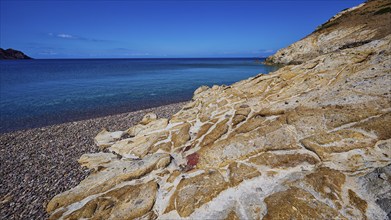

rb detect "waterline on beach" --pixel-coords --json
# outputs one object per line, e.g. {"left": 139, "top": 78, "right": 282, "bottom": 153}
{"left": 0, "top": 58, "right": 279, "bottom": 132}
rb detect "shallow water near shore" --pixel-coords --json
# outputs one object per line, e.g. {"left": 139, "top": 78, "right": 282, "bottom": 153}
{"left": 0, "top": 58, "right": 278, "bottom": 132}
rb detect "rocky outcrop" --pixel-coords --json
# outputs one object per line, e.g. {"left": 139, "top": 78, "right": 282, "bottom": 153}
{"left": 47, "top": 1, "right": 391, "bottom": 219}
{"left": 0, "top": 48, "right": 32, "bottom": 60}
{"left": 265, "top": 0, "right": 391, "bottom": 65}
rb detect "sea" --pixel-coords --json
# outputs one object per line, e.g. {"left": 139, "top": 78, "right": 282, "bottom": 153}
{"left": 0, "top": 58, "right": 279, "bottom": 133}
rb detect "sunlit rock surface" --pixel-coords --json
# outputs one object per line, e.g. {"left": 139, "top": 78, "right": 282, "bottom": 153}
{"left": 265, "top": 0, "right": 391, "bottom": 65}
{"left": 48, "top": 1, "right": 391, "bottom": 219}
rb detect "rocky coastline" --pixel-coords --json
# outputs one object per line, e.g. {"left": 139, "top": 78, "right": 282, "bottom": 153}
{"left": 0, "top": 102, "right": 186, "bottom": 219}
{"left": 45, "top": 0, "right": 391, "bottom": 219}
{"left": 265, "top": 0, "right": 391, "bottom": 65}
{"left": 0, "top": 0, "right": 390, "bottom": 219}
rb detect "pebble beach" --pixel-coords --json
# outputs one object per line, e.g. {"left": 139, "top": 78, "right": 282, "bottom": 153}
{"left": 0, "top": 101, "right": 186, "bottom": 219}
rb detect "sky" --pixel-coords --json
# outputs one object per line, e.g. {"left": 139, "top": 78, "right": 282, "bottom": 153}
{"left": 0, "top": 0, "right": 364, "bottom": 59}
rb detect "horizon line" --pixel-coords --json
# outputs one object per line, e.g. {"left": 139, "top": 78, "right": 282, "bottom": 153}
{"left": 14, "top": 56, "right": 268, "bottom": 60}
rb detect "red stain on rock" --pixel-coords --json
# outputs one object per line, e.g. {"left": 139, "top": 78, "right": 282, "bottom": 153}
{"left": 186, "top": 153, "right": 199, "bottom": 167}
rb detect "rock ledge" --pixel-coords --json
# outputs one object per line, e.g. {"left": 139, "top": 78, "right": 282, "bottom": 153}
{"left": 47, "top": 1, "right": 391, "bottom": 219}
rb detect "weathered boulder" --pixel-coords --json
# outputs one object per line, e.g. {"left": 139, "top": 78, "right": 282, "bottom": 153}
{"left": 140, "top": 112, "right": 158, "bottom": 125}
{"left": 94, "top": 129, "right": 124, "bottom": 149}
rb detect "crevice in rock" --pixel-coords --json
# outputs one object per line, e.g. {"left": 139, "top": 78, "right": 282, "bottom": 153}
{"left": 339, "top": 40, "right": 372, "bottom": 50}
{"left": 298, "top": 142, "right": 322, "bottom": 162}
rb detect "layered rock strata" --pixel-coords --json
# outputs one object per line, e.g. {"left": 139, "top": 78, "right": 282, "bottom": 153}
{"left": 47, "top": 1, "right": 391, "bottom": 219}
{"left": 265, "top": 0, "right": 391, "bottom": 65}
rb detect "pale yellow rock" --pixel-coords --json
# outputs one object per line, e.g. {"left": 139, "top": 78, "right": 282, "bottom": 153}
{"left": 171, "top": 122, "right": 191, "bottom": 149}
{"left": 323, "top": 139, "right": 391, "bottom": 173}
{"left": 47, "top": 153, "right": 170, "bottom": 213}
{"left": 151, "top": 141, "right": 172, "bottom": 153}
{"left": 48, "top": 1, "right": 391, "bottom": 219}
{"left": 248, "top": 152, "right": 319, "bottom": 168}
{"left": 200, "top": 118, "right": 229, "bottom": 147}
{"left": 127, "top": 118, "right": 168, "bottom": 137}
{"left": 140, "top": 112, "right": 157, "bottom": 125}
{"left": 170, "top": 107, "right": 199, "bottom": 123}
{"left": 78, "top": 152, "right": 118, "bottom": 171}
{"left": 194, "top": 85, "right": 209, "bottom": 95}
{"left": 94, "top": 129, "right": 124, "bottom": 149}
{"left": 110, "top": 131, "right": 168, "bottom": 158}
{"left": 51, "top": 181, "right": 158, "bottom": 220}
{"left": 225, "top": 211, "right": 241, "bottom": 220}
{"left": 263, "top": 187, "right": 345, "bottom": 220}
{"left": 301, "top": 129, "right": 377, "bottom": 159}
{"left": 165, "top": 169, "right": 228, "bottom": 217}
{"left": 265, "top": 0, "right": 391, "bottom": 65}
{"left": 302, "top": 167, "right": 346, "bottom": 206}
{"left": 195, "top": 121, "right": 215, "bottom": 139}
{"left": 348, "top": 189, "right": 368, "bottom": 217}
{"left": 228, "top": 162, "right": 261, "bottom": 186}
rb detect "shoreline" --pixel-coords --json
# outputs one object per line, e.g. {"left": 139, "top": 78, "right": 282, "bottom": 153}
{"left": 0, "top": 100, "right": 191, "bottom": 134}
{"left": 0, "top": 101, "right": 187, "bottom": 219}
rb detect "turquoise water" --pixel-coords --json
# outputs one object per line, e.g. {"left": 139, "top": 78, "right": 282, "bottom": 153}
{"left": 0, "top": 58, "right": 278, "bottom": 132}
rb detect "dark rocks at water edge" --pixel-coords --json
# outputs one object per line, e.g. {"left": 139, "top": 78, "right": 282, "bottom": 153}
{"left": 0, "top": 48, "right": 32, "bottom": 60}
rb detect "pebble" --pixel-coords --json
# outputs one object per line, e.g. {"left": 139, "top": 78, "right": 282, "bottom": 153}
{"left": 0, "top": 101, "right": 186, "bottom": 220}
{"left": 379, "top": 173, "right": 387, "bottom": 180}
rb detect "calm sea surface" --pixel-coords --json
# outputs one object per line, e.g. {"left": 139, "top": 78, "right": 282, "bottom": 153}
{"left": 0, "top": 58, "right": 279, "bottom": 132}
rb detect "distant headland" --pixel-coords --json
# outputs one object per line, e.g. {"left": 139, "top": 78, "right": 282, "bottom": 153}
{"left": 0, "top": 48, "right": 32, "bottom": 60}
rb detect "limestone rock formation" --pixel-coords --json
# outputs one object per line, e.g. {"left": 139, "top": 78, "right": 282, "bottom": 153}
{"left": 265, "top": 0, "right": 391, "bottom": 65}
{"left": 47, "top": 1, "right": 391, "bottom": 219}
{"left": 0, "top": 48, "right": 32, "bottom": 60}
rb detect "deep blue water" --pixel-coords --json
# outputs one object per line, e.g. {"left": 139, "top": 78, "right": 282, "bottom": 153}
{"left": 0, "top": 58, "right": 278, "bottom": 132}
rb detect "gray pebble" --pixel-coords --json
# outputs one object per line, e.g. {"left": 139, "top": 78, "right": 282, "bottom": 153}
{"left": 0, "top": 101, "right": 186, "bottom": 219}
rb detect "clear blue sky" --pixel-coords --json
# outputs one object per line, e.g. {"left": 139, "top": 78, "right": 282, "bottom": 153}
{"left": 0, "top": 0, "right": 364, "bottom": 58}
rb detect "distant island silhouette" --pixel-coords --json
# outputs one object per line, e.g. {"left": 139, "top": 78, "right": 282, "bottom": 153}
{"left": 0, "top": 48, "right": 32, "bottom": 59}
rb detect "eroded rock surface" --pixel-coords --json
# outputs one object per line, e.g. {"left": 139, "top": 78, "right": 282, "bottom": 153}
{"left": 265, "top": 0, "right": 391, "bottom": 65}
{"left": 48, "top": 1, "right": 391, "bottom": 219}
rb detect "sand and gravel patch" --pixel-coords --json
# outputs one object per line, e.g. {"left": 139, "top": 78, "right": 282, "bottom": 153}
{"left": 0, "top": 101, "right": 186, "bottom": 219}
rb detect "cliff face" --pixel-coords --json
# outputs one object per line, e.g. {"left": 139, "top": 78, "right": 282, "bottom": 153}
{"left": 0, "top": 48, "right": 32, "bottom": 60}
{"left": 47, "top": 1, "right": 391, "bottom": 219}
{"left": 265, "top": 0, "right": 391, "bottom": 65}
